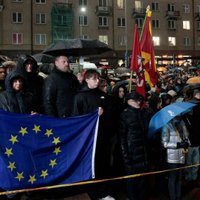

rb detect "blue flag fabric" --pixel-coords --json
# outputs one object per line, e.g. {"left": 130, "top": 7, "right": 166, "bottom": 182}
{"left": 0, "top": 110, "right": 99, "bottom": 190}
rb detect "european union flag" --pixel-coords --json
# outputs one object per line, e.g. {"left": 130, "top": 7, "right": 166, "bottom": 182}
{"left": 0, "top": 110, "right": 99, "bottom": 191}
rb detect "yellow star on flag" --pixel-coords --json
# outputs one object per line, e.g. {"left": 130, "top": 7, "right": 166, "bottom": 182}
{"left": 7, "top": 162, "right": 16, "bottom": 171}
{"left": 19, "top": 127, "right": 28, "bottom": 136}
{"left": 5, "top": 148, "right": 13, "bottom": 157}
{"left": 52, "top": 137, "right": 61, "bottom": 145}
{"left": 9, "top": 135, "right": 18, "bottom": 144}
{"left": 49, "top": 159, "right": 57, "bottom": 168}
{"left": 28, "top": 175, "right": 37, "bottom": 184}
{"left": 40, "top": 170, "right": 48, "bottom": 179}
{"left": 54, "top": 147, "right": 61, "bottom": 155}
{"left": 32, "top": 125, "right": 41, "bottom": 133}
{"left": 15, "top": 172, "right": 24, "bottom": 182}
{"left": 45, "top": 129, "right": 53, "bottom": 137}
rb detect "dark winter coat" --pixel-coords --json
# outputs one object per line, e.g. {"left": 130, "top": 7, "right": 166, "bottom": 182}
{"left": 0, "top": 70, "right": 29, "bottom": 114}
{"left": 43, "top": 67, "right": 79, "bottom": 118}
{"left": 72, "top": 85, "right": 105, "bottom": 116}
{"left": 16, "top": 54, "right": 44, "bottom": 113}
{"left": 119, "top": 105, "right": 148, "bottom": 174}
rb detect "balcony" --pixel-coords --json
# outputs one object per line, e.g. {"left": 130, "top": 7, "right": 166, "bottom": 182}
{"left": 132, "top": 8, "right": 146, "bottom": 18}
{"left": 96, "top": 6, "right": 112, "bottom": 16}
{"left": 165, "top": 11, "right": 180, "bottom": 19}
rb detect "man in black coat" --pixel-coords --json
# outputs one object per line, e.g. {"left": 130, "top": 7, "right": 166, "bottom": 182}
{"left": 43, "top": 55, "right": 79, "bottom": 118}
{"left": 119, "top": 91, "right": 148, "bottom": 200}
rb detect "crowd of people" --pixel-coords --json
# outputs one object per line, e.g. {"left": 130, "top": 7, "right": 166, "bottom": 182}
{"left": 0, "top": 54, "right": 200, "bottom": 200}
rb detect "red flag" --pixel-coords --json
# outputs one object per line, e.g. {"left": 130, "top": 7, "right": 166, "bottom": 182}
{"left": 140, "top": 9, "right": 158, "bottom": 87}
{"left": 130, "top": 24, "right": 145, "bottom": 98}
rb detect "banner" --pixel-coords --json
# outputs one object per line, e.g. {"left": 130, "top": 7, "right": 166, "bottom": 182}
{"left": 130, "top": 23, "right": 145, "bottom": 98}
{"left": 140, "top": 8, "right": 158, "bottom": 87}
{"left": 0, "top": 110, "right": 99, "bottom": 190}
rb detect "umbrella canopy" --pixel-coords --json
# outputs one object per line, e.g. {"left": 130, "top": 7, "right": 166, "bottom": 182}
{"left": 42, "top": 39, "right": 112, "bottom": 57}
{"left": 186, "top": 76, "right": 200, "bottom": 84}
{"left": 148, "top": 102, "right": 197, "bottom": 137}
{"left": 32, "top": 53, "right": 55, "bottom": 63}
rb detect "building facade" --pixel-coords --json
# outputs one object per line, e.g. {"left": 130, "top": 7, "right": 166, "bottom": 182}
{"left": 0, "top": 0, "right": 200, "bottom": 66}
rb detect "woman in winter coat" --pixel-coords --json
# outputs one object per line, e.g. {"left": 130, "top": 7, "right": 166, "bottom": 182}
{"left": 16, "top": 54, "right": 44, "bottom": 113}
{"left": 0, "top": 70, "right": 30, "bottom": 114}
{"left": 161, "top": 116, "right": 190, "bottom": 200}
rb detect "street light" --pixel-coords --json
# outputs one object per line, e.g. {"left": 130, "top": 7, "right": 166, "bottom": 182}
{"left": 80, "top": 7, "right": 86, "bottom": 38}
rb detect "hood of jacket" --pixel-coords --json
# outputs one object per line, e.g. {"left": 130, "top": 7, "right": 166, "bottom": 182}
{"left": 16, "top": 54, "right": 38, "bottom": 76}
{"left": 5, "top": 70, "right": 25, "bottom": 92}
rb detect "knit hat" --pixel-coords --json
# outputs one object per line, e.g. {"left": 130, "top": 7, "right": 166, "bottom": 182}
{"left": 126, "top": 91, "right": 144, "bottom": 103}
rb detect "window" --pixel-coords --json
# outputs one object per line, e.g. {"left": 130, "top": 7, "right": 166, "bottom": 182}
{"left": 118, "top": 35, "right": 126, "bottom": 46}
{"left": 183, "top": 4, "right": 190, "bottom": 13}
{"left": 168, "top": 20, "right": 176, "bottom": 29}
{"left": 152, "top": 2, "right": 159, "bottom": 11}
{"left": 197, "top": 5, "right": 200, "bottom": 13}
{"left": 99, "top": 35, "right": 108, "bottom": 45}
{"left": 135, "top": 1, "right": 142, "bottom": 10}
{"left": 57, "top": 15, "right": 68, "bottom": 25}
{"left": 81, "top": 35, "right": 89, "bottom": 39}
{"left": 35, "top": 0, "right": 46, "bottom": 4}
{"left": 12, "top": 0, "right": 23, "bottom": 2}
{"left": 183, "top": 21, "right": 190, "bottom": 30}
{"left": 99, "top": 0, "right": 108, "bottom": 6}
{"left": 197, "top": 37, "right": 200, "bottom": 46}
{"left": 12, "top": 33, "right": 23, "bottom": 44}
{"left": 153, "top": 36, "right": 160, "bottom": 46}
{"left": 79, "top": 15, "right": 88, "bottom": 26}
{"left": 135, "top": 18, "right": 143, "bottom": 28}
{"left": 152, "top": 19, "right": 160, "bottom": 29}
{"left": 12, "top": 12, "right": 23, "bottom": 23}
{"left": 99, "top": 16, "right": 108, "bottom": 27}
{"left": 168, "top": 3, "right": 175, "bottom": 11}
{"left": 35, "top": 34, "right": 46, "bottom": 45}
{"left": 168, "top": 37, "right": 176, "bottom": 46}
{"left": 183, "top": 37, "right": 191, "bottom": 46}
{"left": 197, "top": 21, "right": 200, "bottom": 30}
{"left": 117, "top": 17, "right": 125, "bottom": 27}
{"left": 36, "top": 13, "right": 46, "bottom": 24}
{"left": 117, "top": 0, "right": 125, "bottom": 9}
{"left": 79, "top": 0, "right": 87, "bottom": 6}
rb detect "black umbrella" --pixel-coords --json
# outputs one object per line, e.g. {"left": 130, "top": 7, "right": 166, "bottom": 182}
{"left": 42, "top": 39, "right": 112, "bottom": 57}
{"left": 32, "top": 53, "right": 55, "bottom": 63}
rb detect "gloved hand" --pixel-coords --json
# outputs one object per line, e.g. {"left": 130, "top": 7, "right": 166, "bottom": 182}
{"left": 177, "top": 141, "right": 189, "bottom": 149}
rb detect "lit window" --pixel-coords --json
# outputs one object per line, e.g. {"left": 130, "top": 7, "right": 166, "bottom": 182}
{"left": 117, "top": 0, "right": 125, "bottom": 9}
{"left": 135, "top": 1, "right": 142, "bottom": 11}
{"left": 12, "top": 33, "right": 23, "bottom": 44}
{"left": 183, "top": 21, "right": 190, "bottom": 30}
{"left": 35, "top": 34, "right": 46, "bottom": 45}
{"left": 99, "top": 35, "right": 108, "bottom": 45}
{"left": 153, "top": 36, "right": 160, "bottom": 46}
{"left": 168, "top": 37, "right": 176, "bottom": 46}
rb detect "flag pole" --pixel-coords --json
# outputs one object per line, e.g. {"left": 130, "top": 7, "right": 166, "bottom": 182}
{"left": 139, "top": 5, "right": 150, "bottom": 41}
